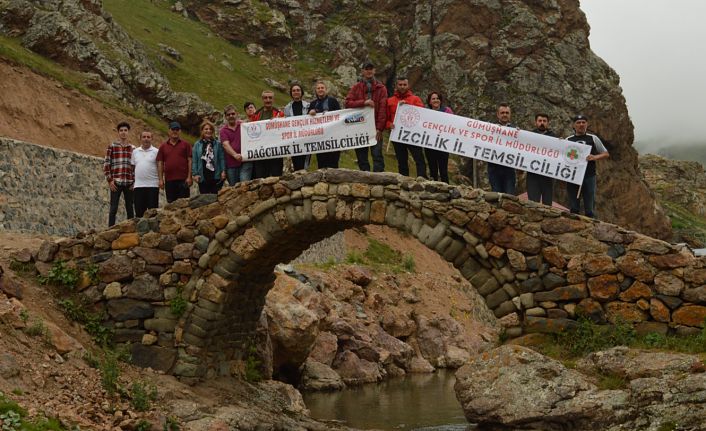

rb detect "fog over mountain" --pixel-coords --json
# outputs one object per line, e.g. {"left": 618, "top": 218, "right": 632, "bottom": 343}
{"left": 582, "top": 0, "right": 706, "bottom": 155}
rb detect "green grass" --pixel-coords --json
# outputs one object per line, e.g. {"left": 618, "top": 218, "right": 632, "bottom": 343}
{"left": 103, "top": 0, "right": 288, "bottom": 111}
{"left": 596, "top": 372, "right": 628, "bottom": 390}
{"left": 0, "top": 392, "right": 65, "bottom": 430}
{"left": 528, "top": 317, "right": 706, "bottom": 364}
{"left": 341, "top": 238, "right": 416, "bottom": 273}
{"left": 0, "top": 35, "right": 87, "bottom": 92}
{"left": 661, "top": 201, "right": 706, "bottom": 243}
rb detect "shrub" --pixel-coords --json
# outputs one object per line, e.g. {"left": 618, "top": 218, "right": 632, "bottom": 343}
{"left": 8, "top": 260, "right": 34, "bottom": 274}
{"left": 597, "top": 372, "right": 628, "bottom": 390}
{"left": 163, "top": 417, "right": 181, "bottom": 431}
{"left": 244, "top": 345, "right": 262, "bottom": 383}
{"left": 58, "top": 299, "right": 113, "bottom": 347}
{"left": 135, "top": 420, "right": 152, "bottom": 431}
{"left": 402, "top": 254, "right": 416, "bottom": 272}
{"left": 38, "top": 261, "right": 79, "bottom": 289}
{"left": 100, "top": 352, "right": 120, "bottom": 396}
{"left": 169, "top": 287, "right": 188, "bottom": 317}
{"left": 86, "top": 263, "right": 100, "bottom": 284}
{"left": 129, "top": 382, "right": 157, "bottom": 412}
{"left": 345, "top": 251, "right": 365, "bottom": 264}
{"left": 0, "top": 410, "right": 21, "bottom": 431}
{"left": 556, "top": 317, "right": 636, "bottom": 357}
{"left": 25, "top": 319, "right": 47, "bottom": 338}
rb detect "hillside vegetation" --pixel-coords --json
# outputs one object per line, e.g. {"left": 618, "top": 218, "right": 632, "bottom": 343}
{"left": 103, "top": 0, "right": 288, "bottom": 109}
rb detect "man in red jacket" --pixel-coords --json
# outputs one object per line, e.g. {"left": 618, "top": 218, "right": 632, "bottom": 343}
{"left": 345, "top": 61, "right": 388, "bottom": 172}
{"left": 387, "top": 77, "right": 426, "bottom": 177}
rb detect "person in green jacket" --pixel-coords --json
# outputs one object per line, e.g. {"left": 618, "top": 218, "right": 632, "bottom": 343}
{"left": 191, "top": 119, "right": 226, "bottom": 194}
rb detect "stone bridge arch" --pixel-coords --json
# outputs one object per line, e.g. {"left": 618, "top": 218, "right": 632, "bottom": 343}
{"left": 36, "top": 170, "right": 706, "bottom": 378}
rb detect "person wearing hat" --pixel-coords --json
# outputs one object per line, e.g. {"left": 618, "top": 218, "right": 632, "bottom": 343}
{"left": 157, "top": 121, "right": 192, "bottom": 203}
{"left": 345, "top": 61, "right": 388, "bottom": 172}
{"left": 566, "top": 114, "right": 609, "bottom": 218}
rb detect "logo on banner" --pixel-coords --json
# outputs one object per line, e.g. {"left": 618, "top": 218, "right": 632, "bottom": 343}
{"left": 245, "top": 123, "right": 262, "bottom": 139}
{"left": 563, "top": 144, "right": 583, "bottom": 165}
{"left": 344, "top": 113, "right": 365, "bottom": 124}
{"left": 398, "top": 106, "right": 421, "bottom": 128}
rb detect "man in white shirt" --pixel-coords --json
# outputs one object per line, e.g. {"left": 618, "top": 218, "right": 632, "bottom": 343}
{"left": 131, "top": 130, "right": 160, "bottom": 217}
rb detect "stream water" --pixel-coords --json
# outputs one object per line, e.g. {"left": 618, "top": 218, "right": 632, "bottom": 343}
{"left": 303, "top": 369, "right": 473, "bottom": 430}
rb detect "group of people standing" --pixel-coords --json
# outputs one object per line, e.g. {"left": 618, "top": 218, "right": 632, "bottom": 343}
{"left": 103, "top": 61, "right": 609, "bottom": 227}
{"left": 486, "top": 104, "right": 609, "bottom": 218}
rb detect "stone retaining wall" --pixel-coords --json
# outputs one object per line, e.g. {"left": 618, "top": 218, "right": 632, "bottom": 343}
{"left": 0, "top": 138, "right": 109, "bottom": 235}
{"left": 33, "top": 170, "right": 706, "bottom": 379}
{"left": 0, "top": 138, "right": 183, "bottom": 236}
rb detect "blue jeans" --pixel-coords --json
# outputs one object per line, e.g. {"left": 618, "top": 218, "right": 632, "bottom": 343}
{"left": 566, "top": 175, "right": 597, "bottom": 218}
{"left": 487, "top": 164, "right": 516, "bottom": 194}
{"left": 355, "top": 140, "right": 384, "bottom": 172}
{"left": 227, "top": 163, "right": 253, "bottom": 185}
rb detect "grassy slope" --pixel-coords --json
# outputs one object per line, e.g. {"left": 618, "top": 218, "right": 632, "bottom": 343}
{"left": 103, "top": 0, "right": 286, "bottom": 111}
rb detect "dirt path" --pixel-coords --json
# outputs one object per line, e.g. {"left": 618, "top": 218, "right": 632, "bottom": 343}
{"left": 0, "top": 59, "right": 165, "bottom": 156}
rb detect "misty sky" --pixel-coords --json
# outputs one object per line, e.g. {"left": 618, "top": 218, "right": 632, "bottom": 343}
{"left": 580, "top": 1, "right": 706, "bottom": 149}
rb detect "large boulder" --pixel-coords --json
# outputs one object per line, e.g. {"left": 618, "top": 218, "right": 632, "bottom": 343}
{"left": 265, "top": 275, "right": 321, "bottom": 377}
{"left": 411, "top": 314, "right": 480, "bottom": 368}
{"left": 454, "top": 345, "right": 628, "bottom": 430}
{"left": 455, "top": 345, "right": 706, "bottom": 430}
{"left": 299, "top": 359, "right": 345, "bottom": 391}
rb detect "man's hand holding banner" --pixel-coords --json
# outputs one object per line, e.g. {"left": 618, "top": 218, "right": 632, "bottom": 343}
{"left": 241, "top": 108, "right": 377, "bottom": 161}
{"left": 391, "top": 104, "right": 592, "bottom": 185}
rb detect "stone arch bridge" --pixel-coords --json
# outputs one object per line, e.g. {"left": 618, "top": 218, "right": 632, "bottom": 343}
{"left": 36, "top": 170, "right": 706, "bottom": 378}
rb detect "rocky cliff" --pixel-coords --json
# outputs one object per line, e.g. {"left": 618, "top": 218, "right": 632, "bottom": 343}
{"left": 0, "top": 0, "right": 215, "bottom": 131}
{"left": 640, "top": 154, "right": 706, "bottom": 246}
{"left": 184, "top": 0, "right": 671, "bottom": 238}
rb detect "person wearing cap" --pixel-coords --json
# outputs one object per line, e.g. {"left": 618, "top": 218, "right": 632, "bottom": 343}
{"left": 103, "top": 121, "right": 135, "bottom": 226}
{"left": 284, "top": 83, "right": 311, "bottom": 171}
{"left": 157, "top": 121, "right": 192, "bottom": 203}
{"left": 387, "top": 76, "right": 426, "bottom": 178}
{"left": 345, "top": 61, "right": 388, "bottom": 172}
{"left": 526, "top": 113, "right": 556, "bottom": 205}
{"left": 487, "top": 103, "right": 516, "bottom": 194}
{"left": 566, "top": 114, "right": 609, "bottom": 218}
{"left": 251, "top": 90, "right": 285, "bottom": 178}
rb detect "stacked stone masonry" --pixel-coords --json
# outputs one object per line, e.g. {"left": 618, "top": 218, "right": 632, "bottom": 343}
{"left": 0, "top": 138, "right": 109, "bottom": 235}
{"left": 0, "top": 138, "right": 177, "bottom": 235}
{"left": 34, "top": 169, "right": 706, "bottom": 379}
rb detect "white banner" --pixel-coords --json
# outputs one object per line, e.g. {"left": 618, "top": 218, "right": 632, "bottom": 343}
{"left": 241, "top": 108, "right": 377, "bottom": 161}
{"left": 391, "top": 105, "right": 592, "bottom": 185}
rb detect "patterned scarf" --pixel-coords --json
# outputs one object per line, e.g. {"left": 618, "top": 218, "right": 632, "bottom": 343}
{"left": 201, "top": 139, "right": 215, "bottom": 172}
